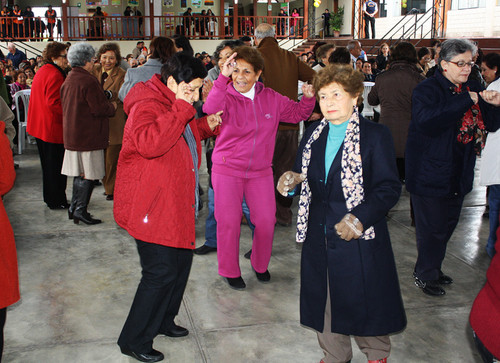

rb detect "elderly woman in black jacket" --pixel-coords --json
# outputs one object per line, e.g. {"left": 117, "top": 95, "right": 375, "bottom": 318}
{"left": 278, "top": 64, "right": 405, "bottom": 363}
{"left": 406, "top": 39, "right": 500, "bottom": 296}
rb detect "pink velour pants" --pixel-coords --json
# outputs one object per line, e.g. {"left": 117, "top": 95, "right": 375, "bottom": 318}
{"left": 212, "top": 172, "right": 276, "bottom": 278}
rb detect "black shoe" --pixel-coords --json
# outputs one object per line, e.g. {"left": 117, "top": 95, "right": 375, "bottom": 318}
{"left": 226, "top": 276, "right": 246, "bottom": 290}
{"left": 255, "top": 269, "right": 271, "bottom": 283}
{"left": 48, "top": 202, "right": 70, "bottom": 210}
{"left": 73, "top": 178, "right": 101, "bottom": 225}
{"left": 244, "top": 249, "right": 252, "bottom": 259}
{"left": 438, "top": 271, "right": 453, "bottom": 285}
{"left": 120, "top": 347, "right": 164, "bottom": 362}
{"left": 106, "top": 194, "right": 114, "bottom": 201}
{"left": 276, "top": 220, "right": 292, "bottom": 227}
{"left": 160, "top": 324, "right": 189, "bottom": 338}
{"left": 414, "top": 276, "right": 445, "bottom": 296}
{"left": 193, "top": 244, "right": 217, "bottom": 255}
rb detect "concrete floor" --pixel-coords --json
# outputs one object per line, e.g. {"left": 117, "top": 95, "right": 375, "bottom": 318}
{"left": 2, "top": 143, "right": 492, "bottom": 363}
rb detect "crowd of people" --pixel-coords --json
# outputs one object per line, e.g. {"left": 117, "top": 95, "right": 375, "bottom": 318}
{"left": 1, "top": 28, "right": 500, "bottom": 363}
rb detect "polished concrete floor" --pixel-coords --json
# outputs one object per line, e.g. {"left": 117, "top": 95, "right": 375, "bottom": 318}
{"left": 2, "top": 143, "right": 493, "bottom": 363}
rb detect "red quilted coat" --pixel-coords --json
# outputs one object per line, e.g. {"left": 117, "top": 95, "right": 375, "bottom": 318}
{"left": 0, "top": 123, "right": 20, "bottom": 309}
{"left": 113, "top": 74, "right": 218, "bottom": 248}
{"left": 26, "top": 63, "right": 65, "bottom": 144}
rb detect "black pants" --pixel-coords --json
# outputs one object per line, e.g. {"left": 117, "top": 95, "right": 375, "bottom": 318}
{"left": 35, "top": 138, "right": 67, "bottom": 208}
{"left": 364, "top": 14, "right": 375, "bottom": 39}
{"left": 1, "top": 307, "right": 6, "bottom": 362}
{"left": 412, "top": 194, "right": 464, "bottom": 281}
{"left": 473, "top": 331, "right": 498, "bottom": 363}
{"left": 273, "top": 129, "right": 298, "bottom": 225}
{"left": 118, "top": 240, "right": 193, "bottom": 353}
{"left": 47, "top": 22, "right": 54, "bottom": 40}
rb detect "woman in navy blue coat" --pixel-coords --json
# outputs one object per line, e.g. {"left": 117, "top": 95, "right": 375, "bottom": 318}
{"left": 406, "top": 39, "right": 500, "bottom": 296}
{"left": 278, "top": 64, "right": 405, "bottom": 363}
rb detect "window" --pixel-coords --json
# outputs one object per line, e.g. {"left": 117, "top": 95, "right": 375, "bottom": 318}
{"left": 451, "top": 0, "right": 486, "bottom": 9}
{"left": 403, "top": 0, "right": 427, "bottom": 14}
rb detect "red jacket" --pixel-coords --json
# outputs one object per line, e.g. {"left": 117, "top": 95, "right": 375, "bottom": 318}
{"left": 27, "top": 63, "right": 66, "bottom": 144}
{"left": 0, "top": 123, "right": 20, "bottom": 309}
{"left": 470, "top": 223, "right": 500, "bottom": 358}
{"left": 113, "top": 74, "right": 219, "bottom": 248}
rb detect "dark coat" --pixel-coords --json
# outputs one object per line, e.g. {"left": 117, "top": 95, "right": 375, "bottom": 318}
{"left": 406, "top": 69, "right": 500, "bottom": 198}
{"left": 0, "top": 123, "right": 19, "bottom": 309}
{"left": 293, "top": 117, "right": 406, "bottom": 336}
{"left": 60, "top": 67, "right": 115, "bottom": 151}
{"left": 368, "top": 61, "right": 425, "bottom": 158}
{"left": 92, "top": 64, "right": 126, "bottom": 145}
{"left": 257, "top": 37, "right": 315, "bottom": 130}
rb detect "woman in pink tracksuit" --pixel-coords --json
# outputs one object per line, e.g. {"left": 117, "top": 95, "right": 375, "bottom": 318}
{"left": 203, "top": 46, "right": 315, "bottom": 290}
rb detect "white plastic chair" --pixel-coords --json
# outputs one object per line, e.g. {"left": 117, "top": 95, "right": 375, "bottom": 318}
{"left": 361, "top": 82, "right": 380, "bottom": 119}
{"left": 14, "top": 89, "right": 31, "bottom": 154}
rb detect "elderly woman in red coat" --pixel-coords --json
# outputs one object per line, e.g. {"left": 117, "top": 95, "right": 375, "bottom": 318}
{"left": 114, "top": 53, "right": 221, "bottom": 362}
{"left": 26, "top": 42, "right": 69, "bottom": 210}
{"left": 0, "top": 122, "right": 19, "bottom": 361}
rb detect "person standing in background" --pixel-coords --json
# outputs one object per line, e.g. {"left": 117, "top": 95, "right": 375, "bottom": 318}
{"left": 322, "top": 9, "right": 331, "bottom": 37}
{"left": 45, "top": 5, "right": 56, "bottom": 41}
{"left": 363, "top": 0, "right": 378, "bottom": 39}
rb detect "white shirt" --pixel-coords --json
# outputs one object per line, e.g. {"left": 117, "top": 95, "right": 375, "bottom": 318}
{"left": 480, "top": 77, "right": 500, "bottom": 186}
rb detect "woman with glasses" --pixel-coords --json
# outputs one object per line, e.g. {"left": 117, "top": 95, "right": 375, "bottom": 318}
{"left": 27, "top": 42, "right": 70, "bottom": 210}
{"left": 406, "top": 39, "right": 500, "bottom": 296}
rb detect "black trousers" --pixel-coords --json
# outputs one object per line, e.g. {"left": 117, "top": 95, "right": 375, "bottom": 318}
{"left": 412, "top": 194, "right": 464, "bottom": 281}
{"left": 273, "top": 129, "right": 298, "bottom": 225}
{"left": 118, "top": 240, "right": 193, "bottom": 353}
{"left": 1, "top": 307, "right": 6, "bottom": 362}
{"left": 364, "top": 14, "right": 375, "bottom": 39}
{"left": 35, "top": 138, "right": 67, "bottom": 208}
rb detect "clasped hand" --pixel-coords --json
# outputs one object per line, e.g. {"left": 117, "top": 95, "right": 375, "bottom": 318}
{"left": 276, "top": 171, "right": 305, "bottom": 197}
{"left": 335, "top": 213, "right": 364, "bottom": 241}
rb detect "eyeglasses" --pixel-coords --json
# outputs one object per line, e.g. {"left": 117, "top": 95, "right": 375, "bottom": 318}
{"left": 448, "top": 60, "right": 474, "bottom": 68}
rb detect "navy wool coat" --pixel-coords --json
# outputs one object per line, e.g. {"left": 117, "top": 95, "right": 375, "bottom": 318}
{"left": 292, "top": 117, "right": 406, "bottom": 336}
{"left": 406, "top": 69, "right": 500, "bottom": 198}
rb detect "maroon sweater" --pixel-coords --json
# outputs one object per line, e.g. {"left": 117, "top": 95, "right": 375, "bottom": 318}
{"left": 61, "top": 67, "right": 115, "bottom": 151}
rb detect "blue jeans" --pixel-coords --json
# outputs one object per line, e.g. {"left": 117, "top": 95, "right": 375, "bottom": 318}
{"left": 487, "top": 184, "right": 500, "bottom": 257}
{"left": 204, "top": 186, "right": 254, "bottom": 248}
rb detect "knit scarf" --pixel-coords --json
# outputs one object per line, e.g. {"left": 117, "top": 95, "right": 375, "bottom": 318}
{"left": 453, "top": 85, "right": 485, "bottom": 155}
{"left": 296, "top": 109, "right": 375, "bottom": 243}
{"left": 183, "top": 124, "right": 199, "bottom": 219}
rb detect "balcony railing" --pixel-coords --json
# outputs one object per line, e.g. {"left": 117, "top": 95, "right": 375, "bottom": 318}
{"left": 0, "top": 15, "right": 306, "bottom": 42}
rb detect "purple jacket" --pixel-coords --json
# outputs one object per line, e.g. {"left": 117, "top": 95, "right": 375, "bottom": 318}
{"left": 203, "top": 74, "right": 315, "bottom": 178}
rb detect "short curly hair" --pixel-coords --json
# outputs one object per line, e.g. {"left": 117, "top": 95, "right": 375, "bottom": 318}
{"left": 313, "top": 64, "right": 365, "bottom": 107}
{"left": 42, "top": 42, "right": 68, "bottom": 64}
{"left": 67, "top": 42, "right": 95, "bottom": 68}
{"left": 232, "top": 45, "right": 265, "bottom": 73}
{"left": 96, "top": 42, "right": 121, "bottom": 67}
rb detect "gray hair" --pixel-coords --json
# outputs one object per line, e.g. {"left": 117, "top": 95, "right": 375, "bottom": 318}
{"left": 347, "top": 40, "right": 360, "bottom": 51}
{"left": 438, "top": 39, "right": 477, "bottom": 65}
{"left": 255, "top": 23, "right": 275, "bottom": 40}
{"left": 67, "top": 42, "right": 95, "bottom": 67}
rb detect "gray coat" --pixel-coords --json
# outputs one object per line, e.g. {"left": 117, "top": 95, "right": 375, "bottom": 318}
{"left": 118, "top": 58, "right": 163, "bottom": 102}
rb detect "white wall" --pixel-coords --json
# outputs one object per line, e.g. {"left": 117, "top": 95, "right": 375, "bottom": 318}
{"left": 446, "top": 6, "right": 500, "bottom": 37}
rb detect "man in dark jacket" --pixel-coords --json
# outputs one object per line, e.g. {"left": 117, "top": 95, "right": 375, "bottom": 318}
{"left": 255, "top": 22, "right": 316, "bottom": 227}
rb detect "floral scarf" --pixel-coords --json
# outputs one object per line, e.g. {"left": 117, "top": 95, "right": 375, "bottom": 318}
{"left": 453, "top": 85, "right": 485, "bottom": 155}
{"left": 296, "top": 109, "right": 375, "bottom": 243}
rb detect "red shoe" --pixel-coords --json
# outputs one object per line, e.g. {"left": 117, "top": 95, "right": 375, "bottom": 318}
{"left": 368, "top": 358, "right": 387, "bottom": 363}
